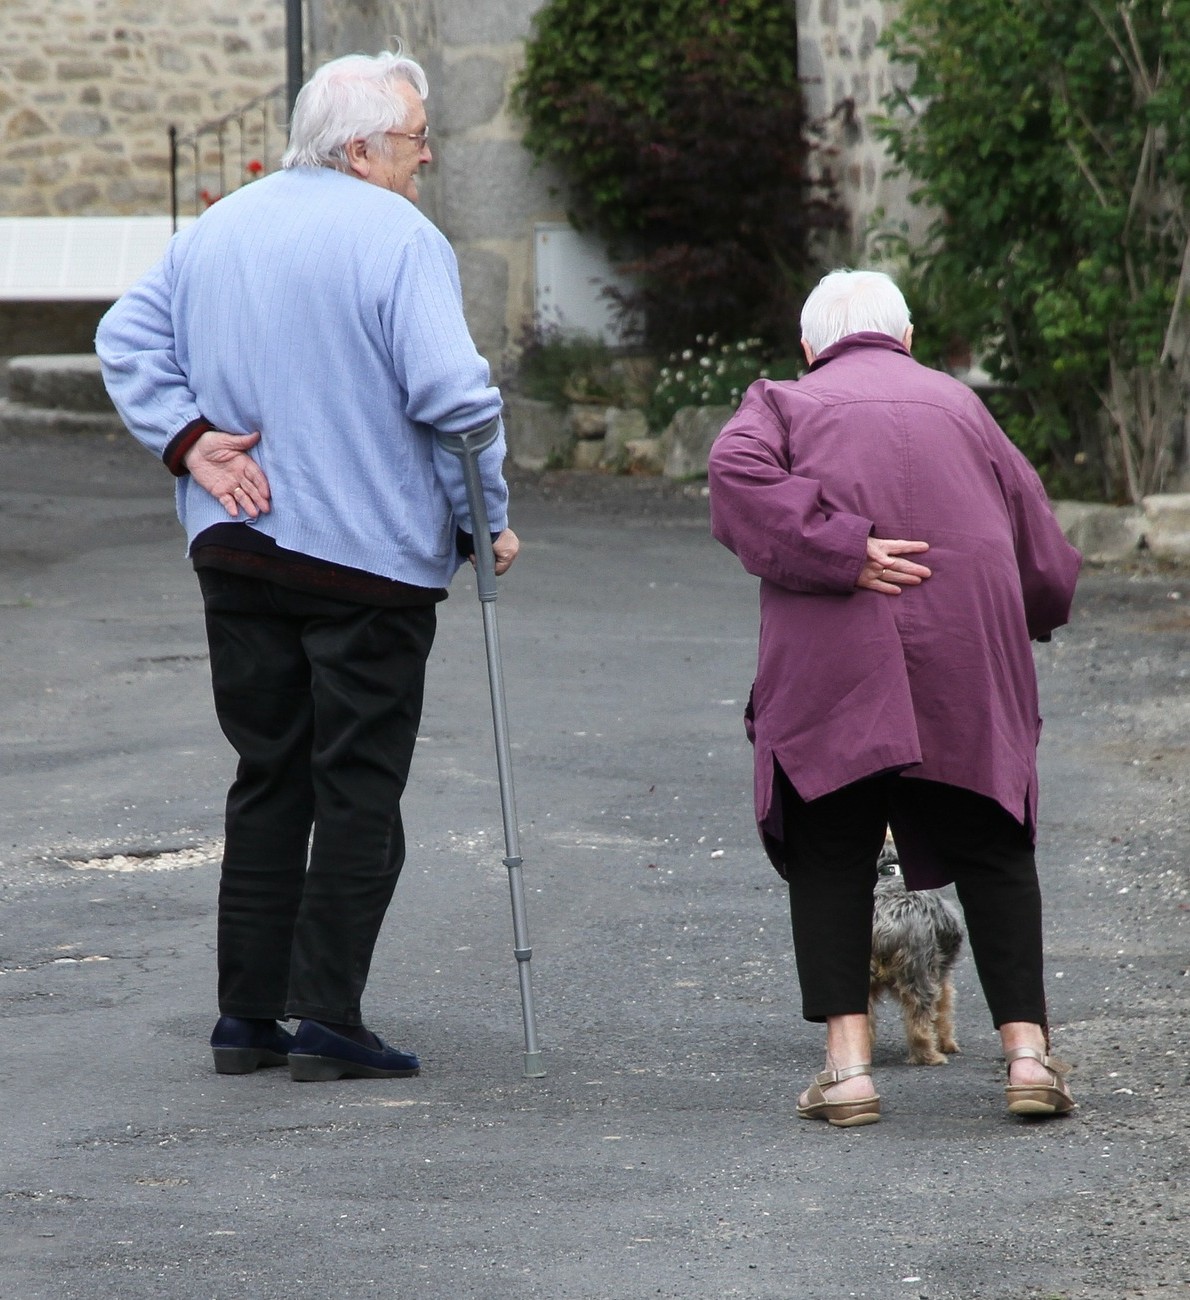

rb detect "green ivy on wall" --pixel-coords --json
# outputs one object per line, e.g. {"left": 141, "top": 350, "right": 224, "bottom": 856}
{"left": 514, "top": 0, "right": 844, "bottom": 352}
{"left": 877, "top": 0, "right": 1190, "bottom": 502}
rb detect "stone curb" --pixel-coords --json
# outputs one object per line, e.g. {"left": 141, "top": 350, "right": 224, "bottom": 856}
{"left": 0, "top": 402, "right": 127, "bottom": 437}
{"left": 6, "top": 352, "right": 112, "bottom": 413}
{"left": 1053, "top": 497, "right": 1190, "bottom": 565}
{"left": 1138, "top": 492, "right": 1190, "bottom": 564}
{"left": 1052, "top": 501, "right": 1145, "bottom": 565}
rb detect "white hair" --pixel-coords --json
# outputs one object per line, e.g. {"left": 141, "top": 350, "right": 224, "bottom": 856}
{"left": 800, "top": 269, "right": 912, "bottom": 354}
{"left": 281, "top": 49, "right": 429, "bottom": 171}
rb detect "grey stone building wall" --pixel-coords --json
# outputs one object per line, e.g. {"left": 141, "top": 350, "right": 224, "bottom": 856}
{"left": 0, "top": 0, "right": 285, "bottom": 217}
{"left": 309, "top": 0, "right": 568, "bottom": 374}
{"left": 797, "top": 0, "right": 928, "bottom": 252}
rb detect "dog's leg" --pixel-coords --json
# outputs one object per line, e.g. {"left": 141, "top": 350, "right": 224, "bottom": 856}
{"left": 935, "top": 976, "right": 959, "bottom": 1056}
{"left": 901, "top": 991, "right": 948, "bottom": 1065}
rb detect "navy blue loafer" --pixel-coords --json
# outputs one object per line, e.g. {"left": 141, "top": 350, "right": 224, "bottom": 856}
{"left": 210, "top": 1015, "right": 295, "bottom": 1074}
{"left": 288, "top": 1019, "right": 420, "bottom": 1081}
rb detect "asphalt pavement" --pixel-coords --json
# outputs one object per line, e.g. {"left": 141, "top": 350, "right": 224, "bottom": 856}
{"left": 1, "top": 428, "right": 1187, "bottom": 1300}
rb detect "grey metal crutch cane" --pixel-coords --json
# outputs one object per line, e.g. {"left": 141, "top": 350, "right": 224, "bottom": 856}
{"left": 437, "top": 418, "right": 545, "bottom": 1079}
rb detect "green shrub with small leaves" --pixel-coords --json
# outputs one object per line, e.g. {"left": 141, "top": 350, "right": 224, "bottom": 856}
{"left": 514, "top": 0, "right": 844, "bottom": 353}
{"left": 877, "top": 0, "right": 1190, "bottom": 502}
{"left": 513, "top": 321, "right": 626, "bottom": 409}
{"left": 646, "top": 335, "right": 799, "bottom": 431}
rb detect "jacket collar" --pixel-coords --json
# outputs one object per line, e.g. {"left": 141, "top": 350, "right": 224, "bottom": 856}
{"left": 808, "top": 331, "right": 911, "bottom": 372}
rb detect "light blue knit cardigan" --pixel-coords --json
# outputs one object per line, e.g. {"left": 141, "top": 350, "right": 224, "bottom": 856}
{"left": 97, "top": 166, "right": 508, "bottom": 589}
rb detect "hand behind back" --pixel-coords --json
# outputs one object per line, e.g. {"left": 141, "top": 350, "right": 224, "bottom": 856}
{"left": 183, "top": 429, "right": 271, "bottom": 519}
{"left": 856, "top": 537, "right": 932, "bottom": 594}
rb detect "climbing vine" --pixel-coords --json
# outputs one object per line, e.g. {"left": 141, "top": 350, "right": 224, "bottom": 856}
{"left": 514, "top": 0, "right": 844, "bottom": 352}
{"left": 877, "top": 0, "right": 1190, "bottom": 501}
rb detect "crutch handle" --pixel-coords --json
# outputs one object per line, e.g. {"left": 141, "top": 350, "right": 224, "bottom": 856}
{"left": 436, "top": 416, "right": 502, "bottom": 601}
{"left": 435, "top": 415, "right": 502, "bottom": 458}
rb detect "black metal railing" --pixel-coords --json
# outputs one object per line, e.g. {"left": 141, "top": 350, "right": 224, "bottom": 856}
{"left": 168, "top": 84, "right": 288, "bottom": 231}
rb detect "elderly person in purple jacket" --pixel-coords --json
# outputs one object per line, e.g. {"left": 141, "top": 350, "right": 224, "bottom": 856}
{"left": 708, "top": 269, "right": 1082, "bottom": 1127}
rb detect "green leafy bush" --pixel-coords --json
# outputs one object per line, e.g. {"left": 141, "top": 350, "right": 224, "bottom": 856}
{"left": 877, "top": 0, "right": 1190, "bottom": 501}
{"left": 647, "top": 335, "right": 799, "bottom": 431}
{"left": 513, "top": 321, "right": 626, "bottom": 408}
{"left": 514, "top": 0, "right": 844, "bottom": 353}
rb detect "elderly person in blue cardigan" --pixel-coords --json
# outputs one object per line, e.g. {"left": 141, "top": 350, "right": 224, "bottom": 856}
{"left": 709, "top": 270, "right": 1081, "bottom": 1126}
{"left": 97, "top": 49, "right": 518, "bottom": 1082}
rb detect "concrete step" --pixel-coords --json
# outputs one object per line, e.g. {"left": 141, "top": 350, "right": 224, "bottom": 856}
{"left": 0, "top": 401, "right": 126, "bottom": 437}
{"left": 6, "top": 353, "right": 115, "bottom": 415}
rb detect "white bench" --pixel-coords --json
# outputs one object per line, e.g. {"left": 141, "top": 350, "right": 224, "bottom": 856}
{"left": 0, "top": 216, "right": 193, "bottom": 301}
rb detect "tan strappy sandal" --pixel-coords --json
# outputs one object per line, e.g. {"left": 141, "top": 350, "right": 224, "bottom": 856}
{"left": 1004, "top": 1046, "right": 1077, "bottom": 1116}
{"left": 796, "top": 1064, "right": 881, "bottom": 1127}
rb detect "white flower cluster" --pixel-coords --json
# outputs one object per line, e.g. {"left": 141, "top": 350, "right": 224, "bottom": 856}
{"left": 652, "top": 334, "right": 770, "bottom": 418}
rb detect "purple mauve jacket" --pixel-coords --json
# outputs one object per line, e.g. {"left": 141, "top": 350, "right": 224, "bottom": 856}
{"left": 708, "top": 333, "right": 1082, "bottom": 888}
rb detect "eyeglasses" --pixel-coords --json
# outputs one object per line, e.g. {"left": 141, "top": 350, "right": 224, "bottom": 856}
{"left": 385, "top": 127, "right": 430, "bottom": 149}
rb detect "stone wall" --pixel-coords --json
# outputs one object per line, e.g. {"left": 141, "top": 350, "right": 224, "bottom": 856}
{"left": 310, "top": 0, "right": 568, "bottom": 375}
{"left": 0, "top": 0, "right": 285, "bottom": 217}
{"left": 797, "top": 0, "right": 928, "bottom": 254}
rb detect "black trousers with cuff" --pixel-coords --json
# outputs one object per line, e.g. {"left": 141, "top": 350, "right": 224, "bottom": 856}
{"left": 777, "top": 766, "right": 1048, "bottom": 1030}
{"left": 198, "top": 568, "right": 436, "bottom": 1026}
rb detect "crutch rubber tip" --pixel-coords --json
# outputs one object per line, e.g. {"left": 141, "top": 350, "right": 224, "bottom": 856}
{"left": 522, "top": 1051, "right": 546, "bottom": 1079}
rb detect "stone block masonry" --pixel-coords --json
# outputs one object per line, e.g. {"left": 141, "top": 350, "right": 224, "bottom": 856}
{"left": 796, "top": 0, "right": 930, "bottom": 254}
{"left": 359, "top": 0, "right": 567, "bottom": 375}
{"left": 0, "top": 0, "right": 285, "bottom": 217}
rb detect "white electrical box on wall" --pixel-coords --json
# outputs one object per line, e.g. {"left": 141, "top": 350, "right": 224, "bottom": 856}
{"left": 533, "top": 222, "right": 634, "bottom": 343}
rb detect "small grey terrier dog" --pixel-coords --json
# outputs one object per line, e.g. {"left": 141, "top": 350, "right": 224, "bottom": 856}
{"left": 870, "top": 839, "right": 965, "bottom": 1065}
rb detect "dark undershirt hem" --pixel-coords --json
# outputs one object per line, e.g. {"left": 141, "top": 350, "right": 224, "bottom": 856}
{"left": 189, "top": 525, "right": 446, "bottom": 608}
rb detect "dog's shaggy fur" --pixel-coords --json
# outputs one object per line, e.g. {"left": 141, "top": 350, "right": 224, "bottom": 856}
{"left": 870, "top": 844, "right": 965, "bottom": 1065}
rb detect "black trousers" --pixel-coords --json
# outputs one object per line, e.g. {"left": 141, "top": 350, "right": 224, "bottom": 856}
{"left": 198, "top": 569, "right": 437, "bottom": 1025}
{"left": 777, "top": 767, "right": 1047, "bottom": 1030}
